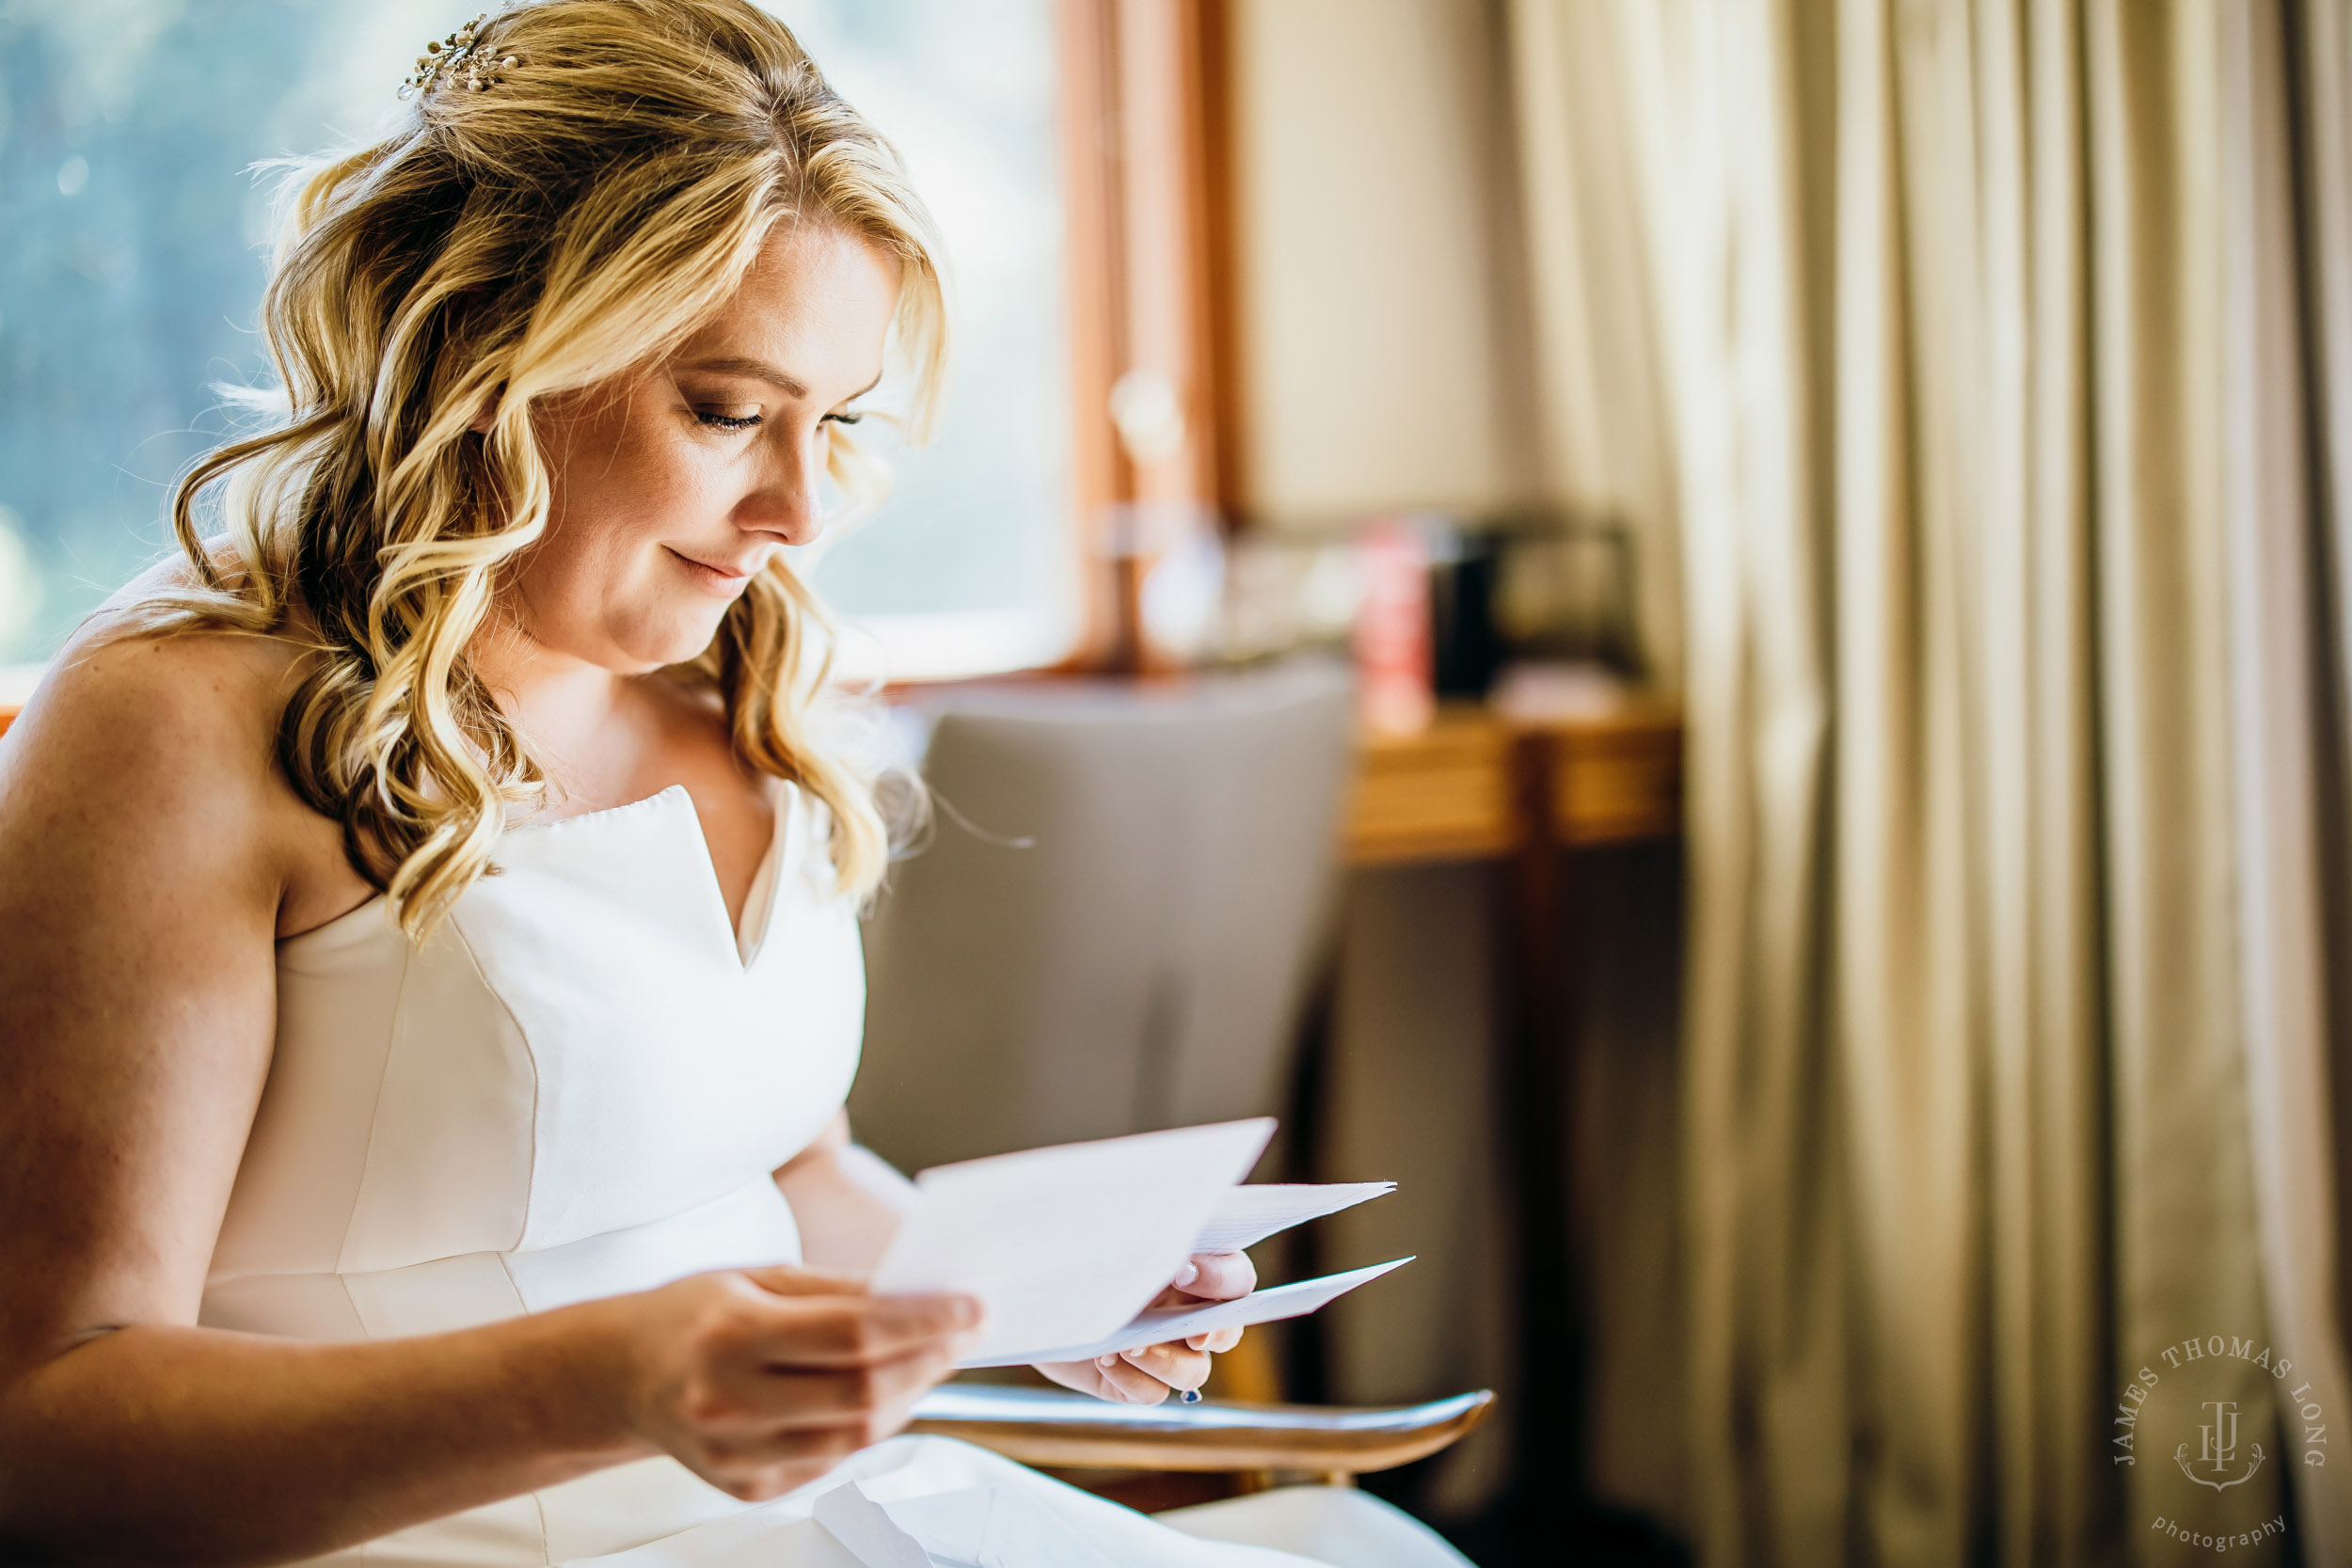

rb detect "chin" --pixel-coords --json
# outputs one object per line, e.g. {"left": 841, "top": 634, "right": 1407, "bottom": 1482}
{"left": 612, "top": 608, "right": 735, "bottom": 673}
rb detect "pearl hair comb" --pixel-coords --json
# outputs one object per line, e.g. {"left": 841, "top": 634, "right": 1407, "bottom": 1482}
{"left": 400, "top": 12, "right": 518, "bottom": 98}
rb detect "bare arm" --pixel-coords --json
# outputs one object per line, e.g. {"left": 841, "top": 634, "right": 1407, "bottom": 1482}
{"left": 0, "top": 635, "right": 974, "bottom": 1564}
{"left": 774, "top": 1111, "right": 918, "bottom": 1273}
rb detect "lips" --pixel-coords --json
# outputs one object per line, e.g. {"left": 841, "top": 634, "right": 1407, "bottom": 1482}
{"left": 666, "top": 546, "right": 766, "bottom": 593}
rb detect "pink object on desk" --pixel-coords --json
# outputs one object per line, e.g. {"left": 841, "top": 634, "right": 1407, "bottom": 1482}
{"left": 1353, "top": 519, "right": 1433, "bottom": 736}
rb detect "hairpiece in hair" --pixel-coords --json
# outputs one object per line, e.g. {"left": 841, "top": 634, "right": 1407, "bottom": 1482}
{"left": 400, "top": 12, "right": 518, "bottom": 98}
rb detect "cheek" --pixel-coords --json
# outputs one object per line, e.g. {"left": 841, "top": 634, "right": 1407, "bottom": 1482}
{"left": 515, "top": 420, "right": 756, "bottom": 662}
{"left": 537, "top": 426, "right": 708, "bottom": 583}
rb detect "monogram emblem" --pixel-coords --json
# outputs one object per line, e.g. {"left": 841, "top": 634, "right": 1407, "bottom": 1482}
{"left": 2175, "top": 1400, "right": 2266, "bottom": 1492}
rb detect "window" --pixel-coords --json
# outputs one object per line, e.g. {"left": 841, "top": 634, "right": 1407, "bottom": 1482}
{"left": 0, "top": 0, "right": 1078, "bottom": 687}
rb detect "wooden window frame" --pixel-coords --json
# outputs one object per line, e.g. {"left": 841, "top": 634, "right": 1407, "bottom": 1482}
{"left": 1051, "top": 0, "right": 1244, "bottom": 675}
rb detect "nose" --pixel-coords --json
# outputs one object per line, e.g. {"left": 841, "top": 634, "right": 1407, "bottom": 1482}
{"left": 735, "top": 417, "right": 828, "bottom": 546}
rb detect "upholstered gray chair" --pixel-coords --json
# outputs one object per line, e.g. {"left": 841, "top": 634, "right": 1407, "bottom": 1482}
{"left": 851, "top": 656, "right": 1494, "bottom": 1492}
{"left": 851, "top": 655, "right": 1357, "bottom": 1172}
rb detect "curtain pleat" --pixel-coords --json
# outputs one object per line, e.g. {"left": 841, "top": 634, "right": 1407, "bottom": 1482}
{"left": 2223, "top": 1, "right": 2352, "bottom": 1560}
{"left": 2299, "top": 0, "right": 2352, "bottom": 1434}
{"left": 1513, "top": 0, "right": 2352, "bottom": 1560}
{"left": 2011, "top": 4, "right": 2109, "bottom": 1560}
{"left": 2080, "top": 3, "right": 2286, "bottom": 1558}
{"left": 1502, "top": 0, "right": 1686, "bottom": 687}
{"left": 2296, "top": 0, "right": 2352, "bottom": 1390}
{"left": 1600, "top": 1, "right": 1832, "bottom": 1560}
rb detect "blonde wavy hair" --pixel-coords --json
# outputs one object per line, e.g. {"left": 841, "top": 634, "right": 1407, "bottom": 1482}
{"left": 135, "top": 0, "right": 945, "bottom": 940}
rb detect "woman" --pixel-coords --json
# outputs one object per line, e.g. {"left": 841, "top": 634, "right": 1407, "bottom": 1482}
{"left": 0, "top": 4, "right": 1470, "bottom": 1564}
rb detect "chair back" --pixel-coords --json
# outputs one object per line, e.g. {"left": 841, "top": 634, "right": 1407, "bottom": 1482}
{"left": 850, "top": 657, "right": 1354, "bottom": 1174}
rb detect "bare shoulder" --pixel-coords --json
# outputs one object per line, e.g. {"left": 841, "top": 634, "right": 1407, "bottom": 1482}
{"left": 6, "top": 566, "right": 299, "bottom": 814}
{"left": 0, "top": 560, "right": 339, "bottom": 929}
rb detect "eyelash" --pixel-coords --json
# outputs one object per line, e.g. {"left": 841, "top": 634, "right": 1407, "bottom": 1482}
{"left": 691, "top": 410, "right": 865, "bottom": 432}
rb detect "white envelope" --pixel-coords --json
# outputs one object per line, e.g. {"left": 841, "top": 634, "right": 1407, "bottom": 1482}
{"left": 870, "top": 1119, "right": 1275, "bottom": 1366}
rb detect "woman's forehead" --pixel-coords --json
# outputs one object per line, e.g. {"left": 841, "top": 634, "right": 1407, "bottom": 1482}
{"left": 675, "top": 224, "right": 897, "bottom": 383}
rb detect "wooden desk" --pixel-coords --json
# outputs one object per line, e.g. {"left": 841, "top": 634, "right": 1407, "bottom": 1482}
{"left": 1343, "top": 701, "right": 1682, "bottom": 864}
{"left": 1338, "top": 696, "right": 1682, "bottom": 1508}
{"left": 1343, "top": 710, "right": 1518, "bottom": 864}
{"left": 4, "top": 693, "right": 1689, "bottom": 850}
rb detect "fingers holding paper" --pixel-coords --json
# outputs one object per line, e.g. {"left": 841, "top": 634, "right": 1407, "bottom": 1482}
{"left": 607, "top": 1265, "right": 981, "bottom": 1501}
{"left": 1036, "top": 1339, "right": 1222, "bottom": 1404}
{"left": 1165, "top": 1248, "right": 1251, "bottom": 1354}
{"left": 1104, "top": 1339, "right": 1216, "bottom": 1401}
{"left": 1167, "top": 1248, "right": 1256, "bottom": 1304}
{"left": 1036, "top": 1250, "right": 1254, "bottom": 1404}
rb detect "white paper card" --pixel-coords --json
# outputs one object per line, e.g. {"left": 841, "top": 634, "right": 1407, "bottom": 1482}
{"left": 815, "top": 1481, "right": 1121, "bottom": 1568}
{"left": 813, "top": 1481, "right": 933, "bottom": 1568}
{"left": 891, "top": 1486, "right": 1118, "bottom": 1568}
{"left": 961, "top": 1257, "right": 1413, "bottom": 1368}
{"left": 1191, "top": 1182, "right": 1397, "bottom": 1255}
{"left": 870, "top": 1119, "right": 1275, "bottom": 1366}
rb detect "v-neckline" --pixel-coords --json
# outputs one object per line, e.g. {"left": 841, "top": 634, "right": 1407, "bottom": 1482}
{"left": 513, "top": 783, "right": 790, "bottom": 972}
{"left": 724, "top": 791, "right": 789, "bottom": 969}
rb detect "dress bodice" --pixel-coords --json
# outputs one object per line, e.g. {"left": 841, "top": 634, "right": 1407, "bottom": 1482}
{"left": 203, "top": 784, "right": 865, "bottom": 1563}
{"left": 184, "top": 776, "right": 1453, "bottom": 1568}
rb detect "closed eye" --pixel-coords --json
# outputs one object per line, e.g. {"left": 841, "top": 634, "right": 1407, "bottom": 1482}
{"left": 822, "top": 411, "right": 864, "bottom": 427}
{"left": 695, "top": 410, "right": 763, "bottom": 432}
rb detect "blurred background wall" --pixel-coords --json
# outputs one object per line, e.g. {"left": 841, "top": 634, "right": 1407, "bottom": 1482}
{"left": 1226, "top": 0, "right": 1683, "bottom": 685}
{"left": 1229, "top": 0, "right": 1523, "bottom": 527}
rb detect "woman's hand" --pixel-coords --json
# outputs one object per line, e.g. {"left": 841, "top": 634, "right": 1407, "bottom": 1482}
{"left": 604, "top": 1263, "right": 980, "bottom": 1502}
{"left": 1034, "top": 1251, "right": 1256, "bottom": 1405}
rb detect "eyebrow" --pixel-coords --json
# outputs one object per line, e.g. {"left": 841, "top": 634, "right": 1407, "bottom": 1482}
{"left": 675, "top": 356, "right": 882, "bottom": 403}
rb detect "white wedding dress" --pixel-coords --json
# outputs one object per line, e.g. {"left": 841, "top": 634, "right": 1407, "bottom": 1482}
{"left": 201, "top": 784, "right": 1472, "bottom": 1567}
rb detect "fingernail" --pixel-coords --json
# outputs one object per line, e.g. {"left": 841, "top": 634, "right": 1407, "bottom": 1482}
{"left": 1175, "top": 1261, "right": 1200, "bottom": 1288}
{"left": 1097, "top": 1354, "right": 1118, "bottom": 1369}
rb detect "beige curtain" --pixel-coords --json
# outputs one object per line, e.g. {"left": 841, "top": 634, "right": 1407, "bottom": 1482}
{"left": 1507, "top": 1, "right": 2352, "bottom": 1563}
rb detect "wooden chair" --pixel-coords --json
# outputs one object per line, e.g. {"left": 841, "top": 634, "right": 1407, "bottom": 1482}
{"left": 908, "top": 1382, "right": 1495, "bottom": 1503}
